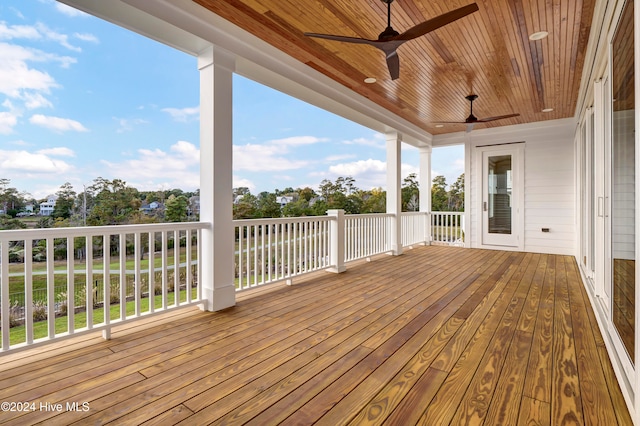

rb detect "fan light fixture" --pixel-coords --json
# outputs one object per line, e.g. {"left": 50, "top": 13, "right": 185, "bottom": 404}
{"left": 529, "top": 31, "right": 549, "bottom": 41}
{"left": 432, "top": 94, "right": 520, "bottom": 133}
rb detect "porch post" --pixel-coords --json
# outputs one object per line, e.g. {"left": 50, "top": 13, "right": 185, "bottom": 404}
{"left": 386, "top": 131, "right": 403, "bottom": 255}
{"left": 419, "top": 146, "right": 432, "bottom": 245}
{"left": 327, "top": 209, "right": 346, "bottom": 273}
{"left": 199, "top": 46, "right": 236, "bottom": 311}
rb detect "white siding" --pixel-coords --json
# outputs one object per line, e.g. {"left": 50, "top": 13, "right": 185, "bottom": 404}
{"left": 460, "top": 119, "right": 576, "bottom": 255}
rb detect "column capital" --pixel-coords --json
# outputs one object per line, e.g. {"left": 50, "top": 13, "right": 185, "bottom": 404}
{"left": 198, "top": 45, "right": 236, "bottom": 73}
{"left": 385, "top": 130, "right": 403, "bottom": 142}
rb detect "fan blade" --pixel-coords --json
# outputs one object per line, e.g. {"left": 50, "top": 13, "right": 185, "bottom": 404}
{"left": 386, "top": 50, "right": 400, "bottom": 80}
{"left": 477, "top": 113, "right": 520, "bottom": 122}
{"left": 397, "top": 3, "right": 479, "bottom": 41}
{"left": 304, "top": 32, "right": 377, "bottom": 46}
{"left": 466, "top": 123, "right": 475, "bottom": 133}
{"left": 432, "top": 121, "right": 468, "bottom": 124}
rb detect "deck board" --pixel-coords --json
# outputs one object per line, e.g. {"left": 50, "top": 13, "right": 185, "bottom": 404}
{"left": 0, "top": 246, "right": 632, "bottom": 425}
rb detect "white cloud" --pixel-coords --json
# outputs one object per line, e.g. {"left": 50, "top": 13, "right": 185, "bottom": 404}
{"left": 35, "top": 22, "right": 81, "bottom": 52}
{"left": 325, "top": 154, "right": 356, "bottom": 162}
{"left": 162, "top": 106, "right": 199, "bottom": 122}
{"left": 36, "top": 147, "right": 75, "bottom": 157}
{"left": 74, "top": 33, "right": 98, "bottom": 43}
{"left": 233, "top": 176, "right": 255, "bottom": 192}
{"left": 23, "top": 92, "right": 52, "bottom": 109}
{"left": 329, "top": 159, "right": 387, "bottom": 176}
{"left": 55, "top": 3, "right": 89, "bottom": 18}
{"left": 101, "top": 141, "right": 200, "bottom": 191}
{"left": 0, "top": 43, "right": 60, "bottom": 97}
{"left": 314, "top": 158, "right": 419, "bottom": 189}
{"left": 0, "top": 22, "right": 41, "bottom": 40}
{"left": 343, "top": 133, "right": 385, "bottom": 149}
{"left": 234, "top": 144, "right": 309, "bottom": 172}
{"left": 234, "top": 135, "right": 324, "bottom": 172}
{"left": 0, "top": 112, "right": 18, "bottom": 134}
{"left": 269, "top": 136, "right": 325, "bottom": 147}
{"left": 0, "top": 149, "right": 73, "bottom": 173}
{"left": 29, "top": 114, "right": 88, "bottom": 132}
{"left": 113, "top": 117, "right": 148, "bottom": 133}
{"left": 171, "top": 140, "right": 199, "bottom": 161}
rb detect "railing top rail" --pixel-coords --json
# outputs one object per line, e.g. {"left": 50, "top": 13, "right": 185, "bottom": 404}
{"left": 0, "top": 221, "right": 210, "bottom": 240}
{"left": 399, "top": 211, "right": 428, "bottom": 216}
{"left": 344, "top": 213, "right": 394, "bottom": 219}
{"left": 233, "top": 216, "right": 334, "bottom": 226}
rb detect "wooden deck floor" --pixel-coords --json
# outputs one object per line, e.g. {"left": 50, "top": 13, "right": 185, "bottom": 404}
{"left": 0, "top": 246, "right": 632, "bottom": 425}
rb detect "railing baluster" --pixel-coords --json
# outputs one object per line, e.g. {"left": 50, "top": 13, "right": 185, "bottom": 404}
{"left": 85, "top": 236, "right": 93, "bottom": 329}
{"left": 148, "top": 232, "right": 155, "bottom": 313}
{"left": 173, "top": 230, "right": 180, "bottom": 307}
{"left": 161, "top": 231, "right": 168, "bottom": 310}
{"left": 1, "top": 239, "right": 10, "bottom": 350}
{"left": 186, "top": 229, "right": 192, "bottom": 304}
{"left": 103, "top": 235, "right": 111, "bottom": 325}
{"left": 135, "top": 232, "right": 141, "bottom": 315}
{"left": 25, "top": 238, "right": 34, "bottom": 343}
{"left": 46, "top": 237, "right": 55, "bottom": 338}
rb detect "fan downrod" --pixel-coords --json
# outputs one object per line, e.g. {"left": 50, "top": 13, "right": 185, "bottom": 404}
{"left": 379, "top": 0, "right": 399, "bottom": 40}
{"left": 465, "top": 94, "right": 479, "bottom": 122}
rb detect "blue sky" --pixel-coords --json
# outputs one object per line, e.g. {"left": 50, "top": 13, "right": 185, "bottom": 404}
{"left": 0, "top": 0, "right": 463, "bottom": 200}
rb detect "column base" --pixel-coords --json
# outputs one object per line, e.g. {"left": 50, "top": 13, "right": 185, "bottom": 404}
{"left": 200, "top": 284, "right": 236, "bottom": 312}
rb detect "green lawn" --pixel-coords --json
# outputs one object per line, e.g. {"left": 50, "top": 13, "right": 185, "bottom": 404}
{"left": 7, "top": 246, "right": 198, "bottom": 296}
{"left": 8, "top": 287, "right": 198, "bottom": 346}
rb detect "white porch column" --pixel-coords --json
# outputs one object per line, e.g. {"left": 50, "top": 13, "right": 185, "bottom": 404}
{"left": 199, "top": 46, "right": 236, "bottom": 311}
{"left": 419, "top": 146, "right": 432, "bottom": 245}
{"left": 386, "top": 131, "right": 403, "bottom": 255}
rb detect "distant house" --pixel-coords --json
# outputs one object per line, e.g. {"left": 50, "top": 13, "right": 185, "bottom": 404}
{"left": 140, "top": 201, "right": 164, "bottom": 215}
{"left": 188, "top": 196, "right": 200, "bottom": 216}
{"left": 39, "top": 195, "right": 57, "bottom": 216}
{"left": 276, "top": 195, "right": 294, "bottom": 208}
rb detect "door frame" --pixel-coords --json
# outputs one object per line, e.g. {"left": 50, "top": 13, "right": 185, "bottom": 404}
{"left": 475, "top": 143, "right": 525, "bottom": 250}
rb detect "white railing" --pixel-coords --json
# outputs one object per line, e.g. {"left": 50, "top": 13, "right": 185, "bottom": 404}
{"left": 400, "top": 212, "right": 429, "bottom": 247}
{"left": 0, "top": 222, "right": 206, "bottom": 352}
{"left": 344, "top": 213, "right": 393, "bottom": 262}
{"left": 234, "top": 216, "right": 332, "bottom": 290}
{"left": 431, "top": 211, "right": 465, "bottom": 246}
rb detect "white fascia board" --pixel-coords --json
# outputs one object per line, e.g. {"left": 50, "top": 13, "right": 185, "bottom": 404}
{"left": 57, "top": 0, "right": 210, "bottom": 55}
{"left": 431, "top": 117, "right": 576, "bottom": 147}
{"left": 60, "top": 0, "right": 433, "bottom": 149}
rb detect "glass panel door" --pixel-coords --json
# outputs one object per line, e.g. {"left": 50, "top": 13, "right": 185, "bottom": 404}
{"left": 481, "top": 145, "right": 521, "bottom": 247}
{"left": 611, "top": 0, "right": 635, "bottom": 365}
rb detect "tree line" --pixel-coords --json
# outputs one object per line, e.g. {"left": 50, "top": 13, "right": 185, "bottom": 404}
{"left": 0, "top": 173, "right": 464, "bottom": 230}
{"left": 232, "top": 173, "right": 464, "bottom": 220}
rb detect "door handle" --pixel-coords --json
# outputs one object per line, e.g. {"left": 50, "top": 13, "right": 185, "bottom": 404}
{"left": 483, "top": 201, "right": 487, "bottom": 212}
{"left": 598, "top": 197, "right": 603, "bottom": 217}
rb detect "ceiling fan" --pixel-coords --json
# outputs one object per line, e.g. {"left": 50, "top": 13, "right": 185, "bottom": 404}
{"left": 304, "top": 0, "right": 479, "bottom": 80}
{"left": 435, "top": 94, "right": 520, "bottom": 132}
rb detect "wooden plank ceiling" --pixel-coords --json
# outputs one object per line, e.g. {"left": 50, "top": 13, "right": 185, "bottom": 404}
{"left": 193, "top": 0, "right": 595, "bottom": 135}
